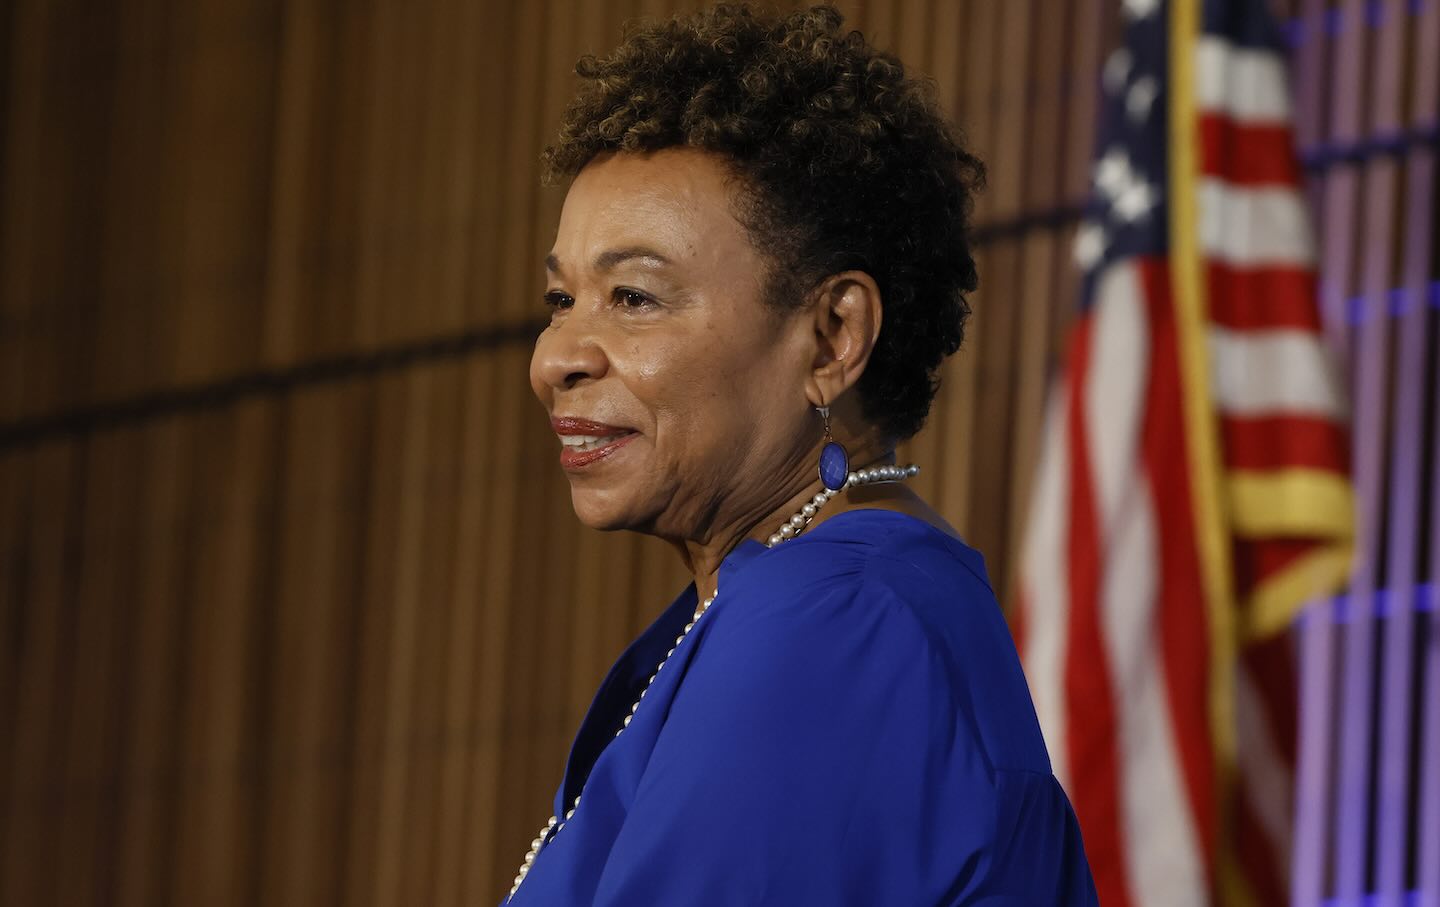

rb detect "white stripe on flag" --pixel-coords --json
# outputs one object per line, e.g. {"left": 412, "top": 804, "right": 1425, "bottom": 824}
{"left": 1235, "top": 661, "right": 1294, "bottom": 879}
{"left": 1084, "top": 262, "right": 1150, "bottom": 539}
{"left": 1100, "top": 479, "right": 1208, "bottom": 907}
{"left": 1195, "top": 35, "right": 1291, "bottom": 123}
{"left": 1019, "top": 386, "right": 1072, "bottom": 785}
{"left": 1198, "top": 180, "right": 1316, "bottom": 267}
{"left": 1208, "top": 326, "right": 1347, "bottom": 417}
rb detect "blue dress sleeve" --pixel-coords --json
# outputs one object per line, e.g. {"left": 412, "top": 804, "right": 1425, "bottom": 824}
{"left": 590, "top": 565, "right": 1097, "bottom": 906}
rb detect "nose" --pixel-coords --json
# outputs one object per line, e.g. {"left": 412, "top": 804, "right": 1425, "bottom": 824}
{"left": 531, "top": 313, "right": 610, "bottom": 394}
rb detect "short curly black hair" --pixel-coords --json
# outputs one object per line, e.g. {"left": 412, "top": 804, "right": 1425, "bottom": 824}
{"left": 541, "top": 3, "right": 984, "bottom": 442}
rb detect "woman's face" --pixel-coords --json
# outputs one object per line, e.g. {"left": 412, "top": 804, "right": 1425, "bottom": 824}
{"left": 531, "top": 147, "right": 817, "bottom": 538}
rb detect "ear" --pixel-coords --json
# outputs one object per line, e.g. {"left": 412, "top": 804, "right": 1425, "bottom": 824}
{"left": 806, "top": 270, "right": 883, "bottom": 408}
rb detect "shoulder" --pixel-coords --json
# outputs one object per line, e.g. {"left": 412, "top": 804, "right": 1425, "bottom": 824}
{"left": 701, "top": 510, "right": 1052, "bottom": 775}
{"left": 718, "top": 509, "right": 994, "bottom": 627}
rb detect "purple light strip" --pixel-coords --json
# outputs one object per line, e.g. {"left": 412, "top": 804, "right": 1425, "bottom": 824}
{"left": 1417, "top": 2, "right": 1440, "bottom": 894}
{"left": 1420, "top": 579, "right": 1440, "bottom": 905}
{"left": 1319, "top": 891, "right": 1424, "bottom": 906}
{"left": 1296, "top": 584, "right": 1438, "bottom": 625}
{"left": 1374, "top": 53, "right": 1437, "bottom": 892}
{"left": 1344, "top": 281, "right": 1440, "bottom": 324}
{"left": 1282, "top": 0, "right": 1430, "bottom": 47}
{"left": 1331, "top": 0, "right": 1402, "bottom": 890}
{"left": 1301, "top": 126, "right": 1440, "bottom": 172}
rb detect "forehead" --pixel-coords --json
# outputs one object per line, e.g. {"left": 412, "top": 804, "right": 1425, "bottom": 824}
{"left": 553, "top": 148, "right": 758, "bottom": 270}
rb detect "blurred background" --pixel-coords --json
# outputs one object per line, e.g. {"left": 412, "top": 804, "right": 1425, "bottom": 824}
{"left": 0, "top": 0, "right": 1435, "bottom": 904}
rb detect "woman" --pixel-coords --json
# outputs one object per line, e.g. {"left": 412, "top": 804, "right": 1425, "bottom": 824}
{"left": 509, "top": 5, "right": 1097, "bottom": 904}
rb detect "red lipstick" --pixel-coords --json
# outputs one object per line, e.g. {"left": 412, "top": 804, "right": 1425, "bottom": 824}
{"left": 551, "top": 416, "right": 639, "bottom": 470}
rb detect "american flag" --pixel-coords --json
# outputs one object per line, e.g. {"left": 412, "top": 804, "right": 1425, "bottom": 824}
{"left": 1013, "top": 0, "right": 1354, "bottom": 904}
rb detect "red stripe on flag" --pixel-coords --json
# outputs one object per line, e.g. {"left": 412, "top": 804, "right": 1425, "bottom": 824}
{"left": 1235, "top": 782, "right": 1289, "bottom": 905}
{"left": 1233, "top": 537, "right": 1321, "bottom": 601}
{"left": 1207, "top": 262, "right": 1322, "bottom": 331}
{"left": 1062, "top": 313, "right": 1135, "bottom": 907}
{"left": 1198, "top": 114, "right": 1301, "bottom": 185}
{"left": 1137, "top": 258, "right": 1219, "bottom": 872}
{"left": 1241, "top": 637, "right": 1299, "bottom": 768}
{"left": 1220, "top": 414, "right": 1352, "bottom": 473}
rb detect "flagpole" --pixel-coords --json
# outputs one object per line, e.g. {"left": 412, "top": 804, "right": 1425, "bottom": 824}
{"left": 1165, "top": 0, "right": 1244, "bottom": 901}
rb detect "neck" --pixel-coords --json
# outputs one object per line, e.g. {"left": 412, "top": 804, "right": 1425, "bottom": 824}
{"left": 671, "top": 440, "right": 899, "bottom": 602}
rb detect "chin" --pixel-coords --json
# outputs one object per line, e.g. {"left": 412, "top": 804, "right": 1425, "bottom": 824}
{"left": 567, "top": 484, "right": 643, "bottom": 532}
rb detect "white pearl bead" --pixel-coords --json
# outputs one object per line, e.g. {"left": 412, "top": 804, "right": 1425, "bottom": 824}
{"left": 768, "top": 533, "right": 783, "bottom": 546}
{"left": 674, "top": 634, "right": 685, "bottom": 645}
{"left": 801, "top": 503, "right": 816, "bottom": 517}
{"left": 683, "top": 621, "right": 694, "bottom": 632}
{"left": 789, "top": 513, "right": 805, "bottom": 528}
{"left": 847, "top": 471, "right": 859, "bottom": 485}
{"left": 780, "top": 524, "right": 796, "bottom": 538}
{"left": 623, "top": 714, "right": 632, "bottom": 727}
{"left": 812, "top": 492, "right": 828, "bottom": 506}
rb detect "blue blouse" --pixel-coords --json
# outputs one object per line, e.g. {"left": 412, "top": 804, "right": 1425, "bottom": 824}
{"left": 505, "top": 508, "right": 1097, "bottom": 905}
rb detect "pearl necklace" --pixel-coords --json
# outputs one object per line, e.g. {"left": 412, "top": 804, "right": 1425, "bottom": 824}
{"left": 505, "top": 462, "right": 920, "bottom": 901}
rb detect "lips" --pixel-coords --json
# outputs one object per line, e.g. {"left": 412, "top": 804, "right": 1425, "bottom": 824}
{"left": 551, "top": 416, "right": 639, "bottom": 470}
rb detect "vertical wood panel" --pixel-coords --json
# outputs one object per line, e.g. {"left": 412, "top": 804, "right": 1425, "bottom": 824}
{"left": 0, "top": 452, "right": 29, "bottom": 820}
{"left": 55, "top": 427, "right": 144, "bottom": 905}
{"left": 962, "top": 0, "right": 1032, "bottom": 592}
{"left": 933, "top": 0, "right": 999, "bottom": 536}
{"left": 113, "top": 418, "right": 188, "bottom": 907}
{"left": 433, "top": 354, "right": 496, "bottom": 907}
{"left": 1003, "top": 0, "right": 1069, "bottom": 588}
{"left": 170, "top": 401, "right": 278, "bottom": 906}
{"left": 1, "top": 443, "right": 81, "bottom": 907}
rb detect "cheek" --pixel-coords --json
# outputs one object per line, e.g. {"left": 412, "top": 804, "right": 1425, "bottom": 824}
{"left": 626, "top": 336, "right": 733, "bottom": 442}
{"left": 656, "top": 338, "right": 778, "bottom": 448}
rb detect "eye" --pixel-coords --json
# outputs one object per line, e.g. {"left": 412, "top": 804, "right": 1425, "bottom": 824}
{"left": 543, "top": 290, "right": 573, "bottom": 310}
{"left": 614, "top": 287, "right": 656, "bottom": 309}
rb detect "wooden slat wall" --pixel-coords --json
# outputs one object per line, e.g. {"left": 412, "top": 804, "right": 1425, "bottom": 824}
{"left": 0, "top": 1, "right": 1434, "bottom": 904}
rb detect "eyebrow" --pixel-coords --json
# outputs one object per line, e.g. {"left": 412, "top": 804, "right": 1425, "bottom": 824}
{"left": 545, "top": 247, "right": 673, "bottom": 274}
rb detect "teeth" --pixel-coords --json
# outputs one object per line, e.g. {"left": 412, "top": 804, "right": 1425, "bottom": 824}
{"left": 561, "top": 433, "right": 627, "bottom": 452}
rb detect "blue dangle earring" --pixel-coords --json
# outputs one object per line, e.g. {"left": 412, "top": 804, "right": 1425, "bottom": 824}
{"left": 763, "top": 402, "right": 921, "bottom": 547}
{"left": 816, "top": 405, "right": 850, "bottom": 491}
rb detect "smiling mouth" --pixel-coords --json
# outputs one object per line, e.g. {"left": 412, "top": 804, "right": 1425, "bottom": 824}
{"left": 556, "top": 430, "right": 638, "bottom": 469}
{"left": 561, "top": 433, "right": 633, "bottom": 452}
